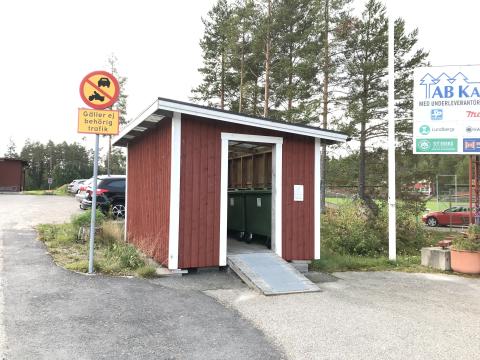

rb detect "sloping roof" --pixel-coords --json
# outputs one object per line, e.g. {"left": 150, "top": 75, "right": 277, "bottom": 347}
{"left": 113, "top": 97, "right": 349, "bottom": 147}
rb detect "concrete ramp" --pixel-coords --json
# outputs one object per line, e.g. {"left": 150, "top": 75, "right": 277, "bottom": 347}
{"left": 227, "top": 253, "right": 320, "bottom": 295}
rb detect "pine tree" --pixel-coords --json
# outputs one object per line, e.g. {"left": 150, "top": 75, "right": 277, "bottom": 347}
{"left": 314, "top": 0, "right": 353, "bottom": 212}
{"left": 192, "top": 0, "right": 236, "bottom": 109}
{"left": 4, "top": 137, "right": 19, "bottom": 158}
{"left": 106, "top": 54, "right": 128, "bottom": 176}
{"left": 338, "top": 0, "right": 428, "bottom": 204}
{"left": 269, "top": 0, "right": 320, "bottom": 123}
{"left": 107, "top": 54, "right": 128, "bottom": 126}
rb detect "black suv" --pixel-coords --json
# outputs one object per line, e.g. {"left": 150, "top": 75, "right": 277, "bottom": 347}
{"left": 81, "top": 175, "right": 126, "bottom": 218}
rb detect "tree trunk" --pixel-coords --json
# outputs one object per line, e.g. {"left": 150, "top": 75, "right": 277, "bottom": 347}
{"left": 221, "top": 52, "right": 225, "bottom": 110}
{"left": 359, "top": 118, "right": 366, "bottom": 199}
{"left": 253, "top": 74, "right": 258, "bottom": 115}
{"left": 287, "top": 40, "right": 293, "bottom": 120}
{"left": 239, "top": 33, "right": 245, "bottom": 113}
{"left": 263, "top": 0, "right": 271, "bottom": 118}
{"left": 320, "top": 0, "right": 329, "bottom": 213}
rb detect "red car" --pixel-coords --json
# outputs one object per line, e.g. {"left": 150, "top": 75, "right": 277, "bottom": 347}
{"left": 422, "top": 206, "right": 472, "bottom": 227}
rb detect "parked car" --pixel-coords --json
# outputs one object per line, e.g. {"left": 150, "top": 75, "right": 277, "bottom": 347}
{"left": 80, "top": 175, "right": 126, "bottom": 218}
{"left": 422, "top": 206, "right": 471, "bottom": 227}
{"left": 67, "top": 179, "right": 87, "bottom": 194}
{"left": 75, "top": 178, "right": 94, "bottom": 203}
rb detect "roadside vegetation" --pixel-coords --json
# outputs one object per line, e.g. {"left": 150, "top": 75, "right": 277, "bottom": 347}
{"left": 313, "top": 200, "right": 446, "bottom": 273}
{"left": 23, "top": 184, "right": 69, "bottom": 196}
{"left": 37, "top": 210, "right": 156, "bottom": 278}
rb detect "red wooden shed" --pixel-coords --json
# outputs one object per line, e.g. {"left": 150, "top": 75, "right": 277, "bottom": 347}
{"left": 113, "top": 98, "right": 348, "bottom": 270}
{"left": 0, "top": 158, "right": 27, "bottom": 192}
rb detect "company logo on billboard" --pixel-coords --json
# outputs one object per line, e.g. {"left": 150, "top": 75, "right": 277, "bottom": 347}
{"left": 431, "top": 109, "right": 443, "bottom": 120}
{"left": 463, "top": 138, "right": 480, "bottom": 152}
{"left": 467, "top": 111, "right": 480, "bottom": 118}
{"left": 419, "top": 72, "right": 480, "bottom": 100}
{"left": 418, "top": 125, "right": 454, "bottom": 135}
{"left": 466, "top": 126, "right": 480, "bottom": 133}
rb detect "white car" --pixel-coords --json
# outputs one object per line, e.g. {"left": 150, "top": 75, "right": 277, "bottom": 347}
{"left": 68, "top": 179, "right": 87, "bottom": 194}
{"left": 75, "top": 178, "right": 93, "bottom": 203}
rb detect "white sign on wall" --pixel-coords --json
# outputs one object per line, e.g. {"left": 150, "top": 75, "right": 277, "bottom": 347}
{"left": 414, "top": 65, "right": 480, "bottom": 154}
{"left": 293, "top": 185, "right": 304, "bottom": 202}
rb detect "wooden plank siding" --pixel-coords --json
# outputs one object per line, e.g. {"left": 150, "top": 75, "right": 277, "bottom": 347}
{"left": 127, "top": 119, "right": 171, "bottom": 266}
{"left": 0, "top": 160, "right": 24, "bottom": 191}
{"left": 178, "top": 114, "right": 315, "bottom": 268}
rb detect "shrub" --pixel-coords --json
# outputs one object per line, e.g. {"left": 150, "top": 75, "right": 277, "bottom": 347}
{"left": 322, "top": 201, "right": 384, "bottom": 256}
{"left": 71, "top": 210, "right": 106, "bottom": 230}
{"left": 452, "top": 225, "right": 480, "bottom": 252}
{"left": 322, "top": 199, "right": 431, "bottom": 257}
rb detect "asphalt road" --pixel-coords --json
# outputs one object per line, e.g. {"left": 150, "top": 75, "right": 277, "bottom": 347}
{"left": 0, "top": 194, "right": 282, "bottom": 359}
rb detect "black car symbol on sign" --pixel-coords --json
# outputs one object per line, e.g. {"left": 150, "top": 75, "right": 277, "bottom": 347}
{"left": 98, "top": 77, "right": 111, "bottom": 88}
{"left": 88, "top": 91, "right": 105, "bottom": 102}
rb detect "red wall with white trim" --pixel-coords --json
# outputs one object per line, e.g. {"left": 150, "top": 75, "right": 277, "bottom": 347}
{"left": 178, "top": 114, "right": 315, "bottom": 268}
{"left": 127, "top": 119, "right": 171, "bottom": 266}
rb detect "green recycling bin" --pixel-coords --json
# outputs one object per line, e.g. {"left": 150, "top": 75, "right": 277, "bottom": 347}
{"left": 244, "top": 190, "right": 271, "bottom": 238}
{"left": 227, "top": 191, "right": 246, "bottom": 234}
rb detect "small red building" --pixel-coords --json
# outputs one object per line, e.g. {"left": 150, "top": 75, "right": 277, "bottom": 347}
{"left": 113, "top": 98, "right": 348, "bottom": 270}
{"left": 0, "top": 158, "right": 27, "bottom": 192}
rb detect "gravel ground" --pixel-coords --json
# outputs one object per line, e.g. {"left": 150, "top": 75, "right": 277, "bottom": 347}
{"left": 206, "top": 271, "right": 480, "bottom": 360}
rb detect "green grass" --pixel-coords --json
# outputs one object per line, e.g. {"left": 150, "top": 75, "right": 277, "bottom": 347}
{"left": 325, "top": 197, "right": 352, "bottom": 205}
{"left": 37, "top": 217, "right": 156, "bottom": 278}
{"left": 23, "top": 184, "right": 70, "bottom": 196}
{"left": 311, "top": 251, "right": 438, "bottom": 273}
{"left": 425, "top": 200, "right": 469, "bottom": 212}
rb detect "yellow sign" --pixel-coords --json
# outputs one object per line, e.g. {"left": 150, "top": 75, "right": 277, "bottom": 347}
{"left": 78, "top": 108, "right": 119, "bottom": 135}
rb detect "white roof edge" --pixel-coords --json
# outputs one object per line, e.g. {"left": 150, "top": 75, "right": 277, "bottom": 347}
{"left": 113, "top": 100, "right": 159, "bottom": 145}
{"left": 113, "top": 98, "right": 348, "bottom": 145}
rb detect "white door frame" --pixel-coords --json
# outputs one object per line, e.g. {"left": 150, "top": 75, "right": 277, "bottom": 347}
{"left": 219, "top": 132, "right": 283, "bottom": 266}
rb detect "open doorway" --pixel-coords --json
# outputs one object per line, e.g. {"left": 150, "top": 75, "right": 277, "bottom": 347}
{"left": 219, "top": 133, "right": 283, "bottom": 266}
{"left": 227, "top": 140, "right": 273, "bottom": 255}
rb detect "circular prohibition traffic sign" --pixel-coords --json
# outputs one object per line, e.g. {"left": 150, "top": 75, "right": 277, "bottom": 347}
{"left": 79, "top": 70, "right": 120, "bottom": 109}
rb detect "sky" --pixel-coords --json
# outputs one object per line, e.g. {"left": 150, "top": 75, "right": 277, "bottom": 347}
{"left": 1, "top": 0, "right": 479, "bottom": 155}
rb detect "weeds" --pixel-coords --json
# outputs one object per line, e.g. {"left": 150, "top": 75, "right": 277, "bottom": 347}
{"left": 37, "top": 214, "right": 155, "bottom": 278}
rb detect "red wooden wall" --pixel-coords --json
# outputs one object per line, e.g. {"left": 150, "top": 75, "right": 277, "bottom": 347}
{"left": 0, "top": 160, "right": 24, "bottom": 191}
{"left": 127, "top": 119, "right": 171, "bottom": 266}
{"left": 178, "top": 114, "right": 315, "bottom": 268}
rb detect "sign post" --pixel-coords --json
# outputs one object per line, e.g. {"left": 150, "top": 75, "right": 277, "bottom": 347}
{"left": 79, "top": 70, "right": 120, "bottom": 274}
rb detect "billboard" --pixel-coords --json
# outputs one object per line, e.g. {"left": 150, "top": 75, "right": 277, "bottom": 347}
{"left": 413, "top": 65, "right": 480, "bottom": 154}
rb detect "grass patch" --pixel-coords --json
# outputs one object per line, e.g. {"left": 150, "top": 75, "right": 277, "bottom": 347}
{"left": 24, "top": 184, "right": 70, "bottom": 196}
{"left": 37, "top": 212, "right": 156, "bottom": 278}
{"left": 136, "top": 265, "right": 157, "bottom": 278}
{"left": 311, "top": 251, "right": 439, "bottom": 273}
{"left": 424, "top": 200, "right": 469, "bottom": 212}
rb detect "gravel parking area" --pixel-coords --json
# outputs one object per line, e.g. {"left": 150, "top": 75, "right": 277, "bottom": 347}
{"left": 0, "top": 194, "right": 81, "bottom": 230}
{"left": 207, "top": 271, "right": 480, "bottom": 360}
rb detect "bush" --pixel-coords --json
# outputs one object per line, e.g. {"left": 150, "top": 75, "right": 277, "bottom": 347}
{"left": 452, "top": 225, "right": 480, "bottom": 251}
{"left": 322, "top": 199, "right": 431, "bottom": 257}
{"left": 322, "top": 201, "right": 384, "bottom": 256}
{"left": 71, "top": 210, "right": 106, "bottom": 230}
